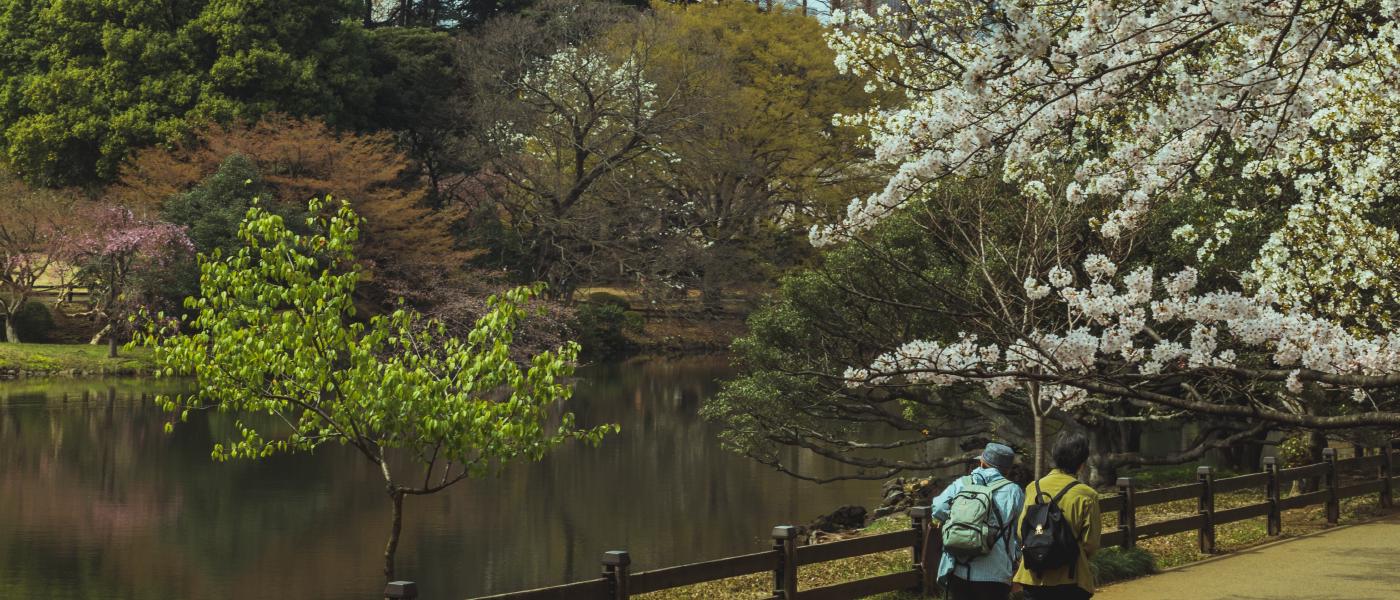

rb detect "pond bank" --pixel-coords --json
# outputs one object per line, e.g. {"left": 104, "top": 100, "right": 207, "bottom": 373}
{"left": 0, "top": 343, "right": 154, "bottom": 379}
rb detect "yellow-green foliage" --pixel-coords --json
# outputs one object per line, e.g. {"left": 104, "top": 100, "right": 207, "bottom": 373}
{"left": 136, "top": 198, "right": 614, "bottom": 464}
{"left": 647, "top": 1, "right": 882, "bottom": 225}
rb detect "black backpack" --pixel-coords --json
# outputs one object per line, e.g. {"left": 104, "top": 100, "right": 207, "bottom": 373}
{"left": 1019, "top": 479, "right": 1081, "bottom": 576}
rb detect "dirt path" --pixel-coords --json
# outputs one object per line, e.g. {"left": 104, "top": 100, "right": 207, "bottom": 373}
{"left": 1096, "top": 513, "right": 1400, "bottom": 600}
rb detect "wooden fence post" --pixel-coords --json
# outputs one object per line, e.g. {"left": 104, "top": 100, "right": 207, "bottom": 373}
{"left": 1382, "top": 439, "right": 1396, "bottom": 509}
{"left": 1197, "top": 466, "right": 1216, "bottom": 554}
{"left": 1263, "top": 457, "right": 1282, "bottom": 536}
{"left": 1116, "top": 477, "right": 1136, "bottom": 549}
{"left": 909, "top": 507, "right": 935, "bottom": 596}
{"left": 771, "top": 526, "right": 798, "bottom": 600}
{"left": 1323, "top": 448, "right": 1340, "bottom": 525}
{"left": 601, "top": 551, "right": 630, "bottom": 600}
{"left": 384, "top": 581, "right": 418, "bottom": 600}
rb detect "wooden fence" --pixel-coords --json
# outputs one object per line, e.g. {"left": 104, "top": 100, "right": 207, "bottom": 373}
{"left": 383, "top": 442, "right": 1398, "bottom": 600}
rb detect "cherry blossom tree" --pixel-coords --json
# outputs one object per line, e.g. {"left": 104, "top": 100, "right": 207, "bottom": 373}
{"left": 0, "top": 173, "right": 73, "bottom": 343}
{"left": 71, "top": 205, "right": 193, "bottom": 357}
{"left": 459, "top": 3, "right": 703, "bottom": 296}
{"left": 818, "top": 0, "right": 1400, "bottom": 465}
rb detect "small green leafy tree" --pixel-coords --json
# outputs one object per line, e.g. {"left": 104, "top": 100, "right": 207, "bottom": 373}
{"left": 135, "top": 198, "right": 614, "bottom": 582}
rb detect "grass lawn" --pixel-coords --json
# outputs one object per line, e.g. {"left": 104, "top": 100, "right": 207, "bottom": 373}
{"left": 0, "top": 342, "right": 155, "bottom": 376}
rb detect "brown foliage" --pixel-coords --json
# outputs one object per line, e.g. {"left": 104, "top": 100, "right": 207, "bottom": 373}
{"left": 111, "top": 116, "right": 579, "bottom": 353}
{"left": 114, "top": 115, "right": 468, "bottom": 288}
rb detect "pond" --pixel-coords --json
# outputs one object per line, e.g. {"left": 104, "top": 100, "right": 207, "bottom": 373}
{"left": 0, "top": 357, "right": 893, "bottom": 600}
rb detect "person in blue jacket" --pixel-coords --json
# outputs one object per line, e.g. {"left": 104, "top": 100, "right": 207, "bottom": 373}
{"left": 930, "top": 443, "right": 1027, "bottom": 600}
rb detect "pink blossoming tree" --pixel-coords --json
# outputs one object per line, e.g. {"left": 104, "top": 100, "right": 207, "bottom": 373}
{"left": 0, "top": 173, "right": 74, "bottom": 343}
{"left": 71, "top": 205, "right": 193, "bottom": 357}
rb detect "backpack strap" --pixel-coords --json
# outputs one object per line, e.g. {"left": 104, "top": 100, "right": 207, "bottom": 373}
{"left": 984, "top": 478, "right": 1017, "bottom": 551}
{"left": 1048, "top": 480, "right": 1082, "bottom": 581}
{"left": 1049, "top": 480, "right": 1079, "bottom": 507}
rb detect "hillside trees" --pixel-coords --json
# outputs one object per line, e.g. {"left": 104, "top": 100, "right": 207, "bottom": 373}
{"left": 160, "top": 154, "right": 274, "bottom": 260}
{"left": 115, "top": 116, "right": 465, "bottom": 300}
{"left": 460, "top": 1, "right": 882, "bottom": 302}
{"left": 645, "top": 2, "right": 880, "bottom": 307}
{"left": 0, "top": 0, "right": 379, "bottom": 186}
{"left": 362, "top": 0, "right": 540, "bottom": 27}
{"left": 458, "top": 0, "right": 693, "bottom": 295}
{"left": 366, "top": 27, "right": 466, "bottom": 203}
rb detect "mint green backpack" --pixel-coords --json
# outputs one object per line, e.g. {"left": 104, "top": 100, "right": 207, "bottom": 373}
{"left": 941, "top": 476, "right": 1014, "bottom": 558}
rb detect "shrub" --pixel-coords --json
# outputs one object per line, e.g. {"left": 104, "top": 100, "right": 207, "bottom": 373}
{"left": 1091, "top": 546, "right": 1156, "bottom": 585}
{"left": 1120, "top": 464, "right": 1240, "bottom": 488}
{"left": 1277, "top": 434, "right": 1312, "bottom": 468}
{"left": 572, "top": 301, "right": 642, "bottom": 359}
{"left": 4, "top": 301, "right": 55, "bottom": 343}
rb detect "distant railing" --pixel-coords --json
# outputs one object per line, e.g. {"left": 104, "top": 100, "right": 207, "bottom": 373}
{"left": 1102, "top": 441, "right": 1397, "bottom": 553}
{"left": 30, "top": 284, "right": 90, "bottom": 303}
{"left": 383, "top": 440, "right": 1398, "bottom": 600}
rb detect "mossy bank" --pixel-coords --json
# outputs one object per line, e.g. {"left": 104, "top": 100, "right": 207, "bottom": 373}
{"left": 0, "top": 343, "right": 155, "bottom": 379}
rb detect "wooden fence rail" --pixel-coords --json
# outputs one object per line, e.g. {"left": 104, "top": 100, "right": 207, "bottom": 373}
{"left": 384, "top": 441, "right": 1399, "bottom": 600}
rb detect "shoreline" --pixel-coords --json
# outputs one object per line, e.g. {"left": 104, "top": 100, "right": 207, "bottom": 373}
{"left": 0, "top": 343, "right": 156, "bottom": 380}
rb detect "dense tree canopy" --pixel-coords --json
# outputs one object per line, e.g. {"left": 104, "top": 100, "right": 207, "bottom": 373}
{"left": 115, "top": 116, "right": 465, "bottom": 295}
{"left": 456, "top": 0, "right": 692, "bottom": 294}
{"left": 458, "top": 1, "right": 882, "bottom": 299}
{"left": 644, "top": 1, "right": 881, "bottom": 304}
{"left": 365, "top": 26, "right": 465, "bottom": 202}
{"left": 705, "top": 187, "right": 1018, "bottom": 482}
{"left": 0, "top": 0, "right": 379, "bottom": 186}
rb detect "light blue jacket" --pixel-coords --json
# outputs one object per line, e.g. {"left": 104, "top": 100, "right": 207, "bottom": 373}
{"left": 929, "top": 466, "right": 1026, "bottom": 585}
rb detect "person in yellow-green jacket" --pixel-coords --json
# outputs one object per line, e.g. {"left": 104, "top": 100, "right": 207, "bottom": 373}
{"left": 1012, "top": 432, "right": 1101, "bottom": 600}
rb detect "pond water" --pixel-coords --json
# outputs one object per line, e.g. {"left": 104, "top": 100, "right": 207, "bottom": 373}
{"left": 0, "top": 357, "right": 895, "bottom": 600}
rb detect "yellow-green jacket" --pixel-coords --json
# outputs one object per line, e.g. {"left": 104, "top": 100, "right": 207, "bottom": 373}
{"left": 1012, "top": 469, "right": 1101, "bottom": 593}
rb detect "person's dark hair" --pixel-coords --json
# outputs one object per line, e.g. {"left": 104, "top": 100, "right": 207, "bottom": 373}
{"left": 1051, "top": 432, "right": 1090, "bottom": 473}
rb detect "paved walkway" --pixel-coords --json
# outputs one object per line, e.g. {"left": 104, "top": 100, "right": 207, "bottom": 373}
{"left": 1096, "top": 513, "right": 1400, "bottom": 600}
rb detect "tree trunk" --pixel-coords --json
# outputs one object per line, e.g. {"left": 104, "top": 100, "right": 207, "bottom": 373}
{"left": 89, "top": 322, "right": 110, "bottom": 346}
{"left": 1033, "top": 411, "right": 1046, "bottom": 479}
{"left": 1300, "top": 430, "right": 1328, "bottom": 493}
{"left": 699, "top": 241, "right": 732, "bottom": 315}
{"left": 1029, "top": 380, "right": 1047, "bottom": 479}
{"left": 3, "top": 315, "right": 17, "bottom": 343}
{"left": 384, "top": 488, "right": 404, "bottom": 582}
{"left": 700, "top": 262, "right": 723, "bottom": 315}
{"left": 1087, "top": 427, "right": 1119, "bottom": 487}
{"left": 108, "top": 333, "right": 119, "bottom": 358}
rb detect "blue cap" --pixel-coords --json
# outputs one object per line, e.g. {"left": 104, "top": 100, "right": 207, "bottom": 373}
{"left": 981, "top": 443, "right": 1015, "bottom": 472}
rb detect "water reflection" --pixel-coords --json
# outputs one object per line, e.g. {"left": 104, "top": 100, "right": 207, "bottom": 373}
{"left": 0, "top": 358, "right": 892, "bottom": 599}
